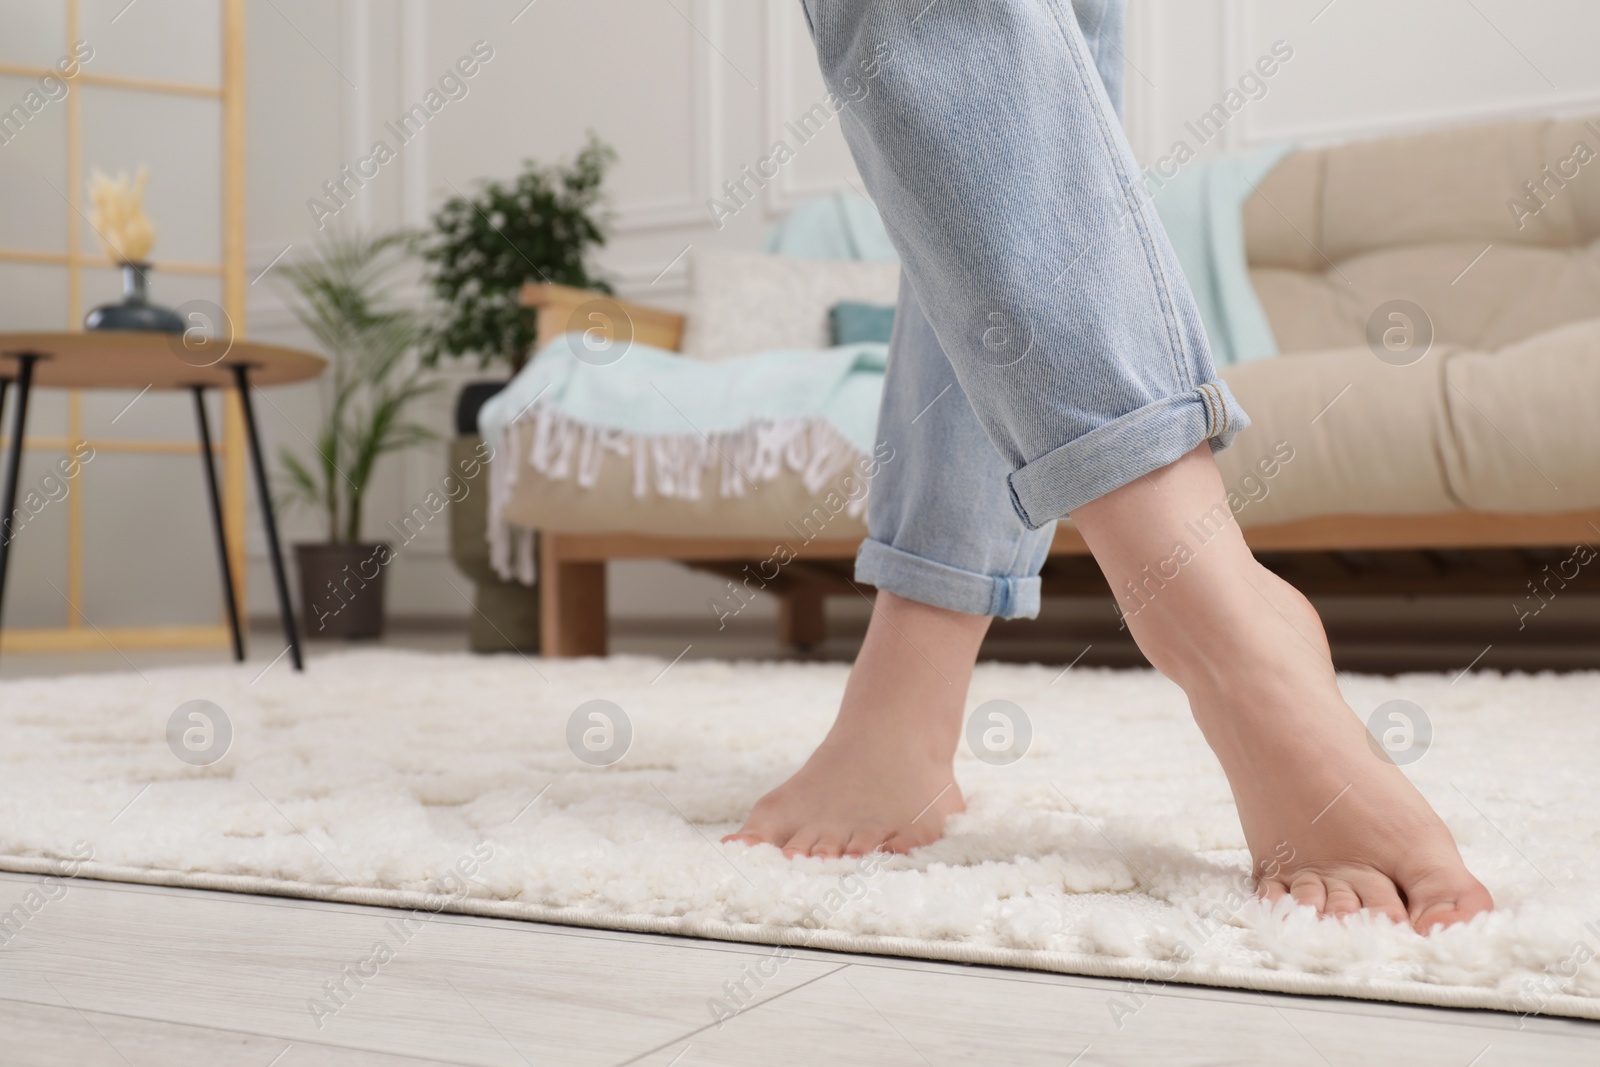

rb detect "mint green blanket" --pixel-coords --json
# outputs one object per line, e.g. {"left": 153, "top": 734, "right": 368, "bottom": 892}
{"left": 1147, "top": 143, "right": 1296, "bottom": 364}
{"left": 478, "top": 333, "right": 888, "bottom": 456}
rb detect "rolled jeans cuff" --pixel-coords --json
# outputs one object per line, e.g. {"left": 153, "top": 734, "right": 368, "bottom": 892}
{"left": 855, "top": 538, "right": 1043, "bottom": 620}
{"left": 1008, "top": 378, "right": 1251, "bottom": 528}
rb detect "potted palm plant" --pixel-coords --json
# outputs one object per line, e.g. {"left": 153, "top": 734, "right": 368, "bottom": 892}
{"left": 277, "top": 231, "right": 438, "bottom": 639}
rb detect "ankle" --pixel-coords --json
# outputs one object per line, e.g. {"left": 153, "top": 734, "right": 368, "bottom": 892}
{"left": 1129, "top": 582, "right": 1334, "bottom": 702}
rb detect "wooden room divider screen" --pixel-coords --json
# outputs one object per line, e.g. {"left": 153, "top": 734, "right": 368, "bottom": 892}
{"left": 0, "top": 0, "right": 248, "bottom": 654}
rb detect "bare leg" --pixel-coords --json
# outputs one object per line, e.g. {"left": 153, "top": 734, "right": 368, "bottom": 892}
{"left": 731, "top": 446, "right": 1492, "bottom": 933}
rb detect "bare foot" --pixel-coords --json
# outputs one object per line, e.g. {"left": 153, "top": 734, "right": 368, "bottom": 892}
{"left": 1190, "top": 567, "right": 1493, "bottom": 932}
{"left": 724, "top": 592, "right": 983, "bottom": 857}
{"left": 1073, "top": 446, "right": 1493, "bottom": 933}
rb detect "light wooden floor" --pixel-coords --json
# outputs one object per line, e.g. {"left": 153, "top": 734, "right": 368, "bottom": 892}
{"left": 1, "top": 872, "right": 1596, "bottom": 1066}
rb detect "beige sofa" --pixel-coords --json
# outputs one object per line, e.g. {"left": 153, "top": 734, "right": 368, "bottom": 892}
{"left": 502, "top": 112, "right": 1600, "bottom": 656}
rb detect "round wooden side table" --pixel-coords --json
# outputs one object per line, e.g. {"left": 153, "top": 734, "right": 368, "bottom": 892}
{"left": 0, "top": 331, "right": 326, "bottom": 671}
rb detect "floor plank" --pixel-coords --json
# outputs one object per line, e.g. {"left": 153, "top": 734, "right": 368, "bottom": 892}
{"left": 657, "top": 961, "right": 1600, "bottom": 1067}
{"left": 0, "top": 873, "right": 837, "bottom": 1066}
{"left": 0, "top": 999, "right": 477, "bottom": 1067}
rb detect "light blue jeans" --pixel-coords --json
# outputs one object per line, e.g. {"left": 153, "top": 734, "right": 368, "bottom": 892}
{"left": 802, "top": 0, "right": 1250, "bottom": 618}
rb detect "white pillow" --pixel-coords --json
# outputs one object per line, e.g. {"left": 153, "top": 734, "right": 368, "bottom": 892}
{"left": 678, "top": 249, "right": 902, "bottom": 361}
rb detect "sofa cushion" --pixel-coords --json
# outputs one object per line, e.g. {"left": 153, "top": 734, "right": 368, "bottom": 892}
{"left": 1239, "top": 149, "right": 1325, "bottom": 274}
{"left": 1318, "top": 118, "right": 1557, "bottom": 260}
{"left": 1217, "top": 345, "right": 1460, "bottom": 526}
{"left": 678, "top": 250, "right": 902, "bottom": 361}
{"left": 1254, "top": 243, "right": 1600, "bottom": 356}
{"left": 1440, "top": 316, "right": 1600, "bottom": 513}
{"left": 1248, "top": 267, "right": 1366, "bottom": 353}
{"left": 1244, "top": 114, "right": 1600, "bottom": 355}
{"left": 1342, "top": 241, "right": 1600, "bottom": 352}
{"left": 830, "top": 301, "right": 897, "bottom": 345}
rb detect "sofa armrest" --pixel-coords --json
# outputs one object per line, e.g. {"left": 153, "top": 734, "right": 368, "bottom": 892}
{"left": 520, "top": 282, "right": 687, "bottom": 354}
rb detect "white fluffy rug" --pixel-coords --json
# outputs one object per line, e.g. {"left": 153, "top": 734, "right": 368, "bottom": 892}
{"left": 3, "top": 650, "right": 1599, "bottom": 1020}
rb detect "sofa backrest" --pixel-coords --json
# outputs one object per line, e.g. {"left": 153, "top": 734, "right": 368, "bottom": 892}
{"left": 1243, "top": 113, "right": 1600, "bottom": 353}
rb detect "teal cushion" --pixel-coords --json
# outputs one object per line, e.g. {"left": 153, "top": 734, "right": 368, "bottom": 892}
{"left": 829, "top": 301, "right": 896, "bottom": 346}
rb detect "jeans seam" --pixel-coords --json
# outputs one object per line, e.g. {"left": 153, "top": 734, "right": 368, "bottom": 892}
{"left": 1211, "top": 382, "right": 1229, "bottom": 437}
{"left": 1197, "top": 384, "right": 1215, "bottom": 436}
{"left": 994, "top": 522, "right": 1037, "bottom": 615}
{"left": 1044, "top": 0, "right": 1193, "bottom": 392}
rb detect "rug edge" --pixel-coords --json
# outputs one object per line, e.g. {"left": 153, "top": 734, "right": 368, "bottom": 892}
{"left": 1, "top": 854, "right": 1589, "bottom": 1023}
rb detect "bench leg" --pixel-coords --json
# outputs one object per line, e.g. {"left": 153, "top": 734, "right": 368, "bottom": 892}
{"left": 539, "top": 535, "right": 608, "bottom": 657}
{"left": 778, "top": 589, "right": 827, "bottom": 650}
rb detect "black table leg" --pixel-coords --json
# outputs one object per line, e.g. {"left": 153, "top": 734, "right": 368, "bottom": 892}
{"left": 0, "top": 354, "right": 39, "bottom": 659}
{"left": 191, "top": 385, "right": 245, "bottom": 662}
{"left": 230, "top": 364, "right": 303, "bottom": 671}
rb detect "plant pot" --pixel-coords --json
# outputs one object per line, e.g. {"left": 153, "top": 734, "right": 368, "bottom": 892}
{"left": 296, "top": 542, "right": 392, "bottom": 640}
{"left": 455, "top": 379, "right": 508, "bottom": 435}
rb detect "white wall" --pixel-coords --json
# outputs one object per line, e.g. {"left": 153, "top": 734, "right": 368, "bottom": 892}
{"left": 6, "top": 0, "right": 1599, "bottom": 629}
{"left": 1120, "top": 0, "right": 1600, "bottom": 162}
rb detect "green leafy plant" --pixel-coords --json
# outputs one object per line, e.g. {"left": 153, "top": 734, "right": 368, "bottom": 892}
{"left": 422, "top": 133, "right": 617, "bottom": 372}
{"left": 276, "top": 230, "right": 439, "bottom": 543}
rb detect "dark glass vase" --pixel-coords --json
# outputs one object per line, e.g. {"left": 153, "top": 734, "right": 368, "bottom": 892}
{"left": 84, "top": 261, "right": 185, "bottom": 333}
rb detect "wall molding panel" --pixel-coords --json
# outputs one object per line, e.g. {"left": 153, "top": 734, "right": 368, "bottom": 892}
{"left": 759, "top": 0, "right": 865, "bottom": 214}
{"left": 398, "top": 0, "right": 431, "bottom": 230}
{"left": 611, "top": 0, "right": 725, "bottom": 235}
